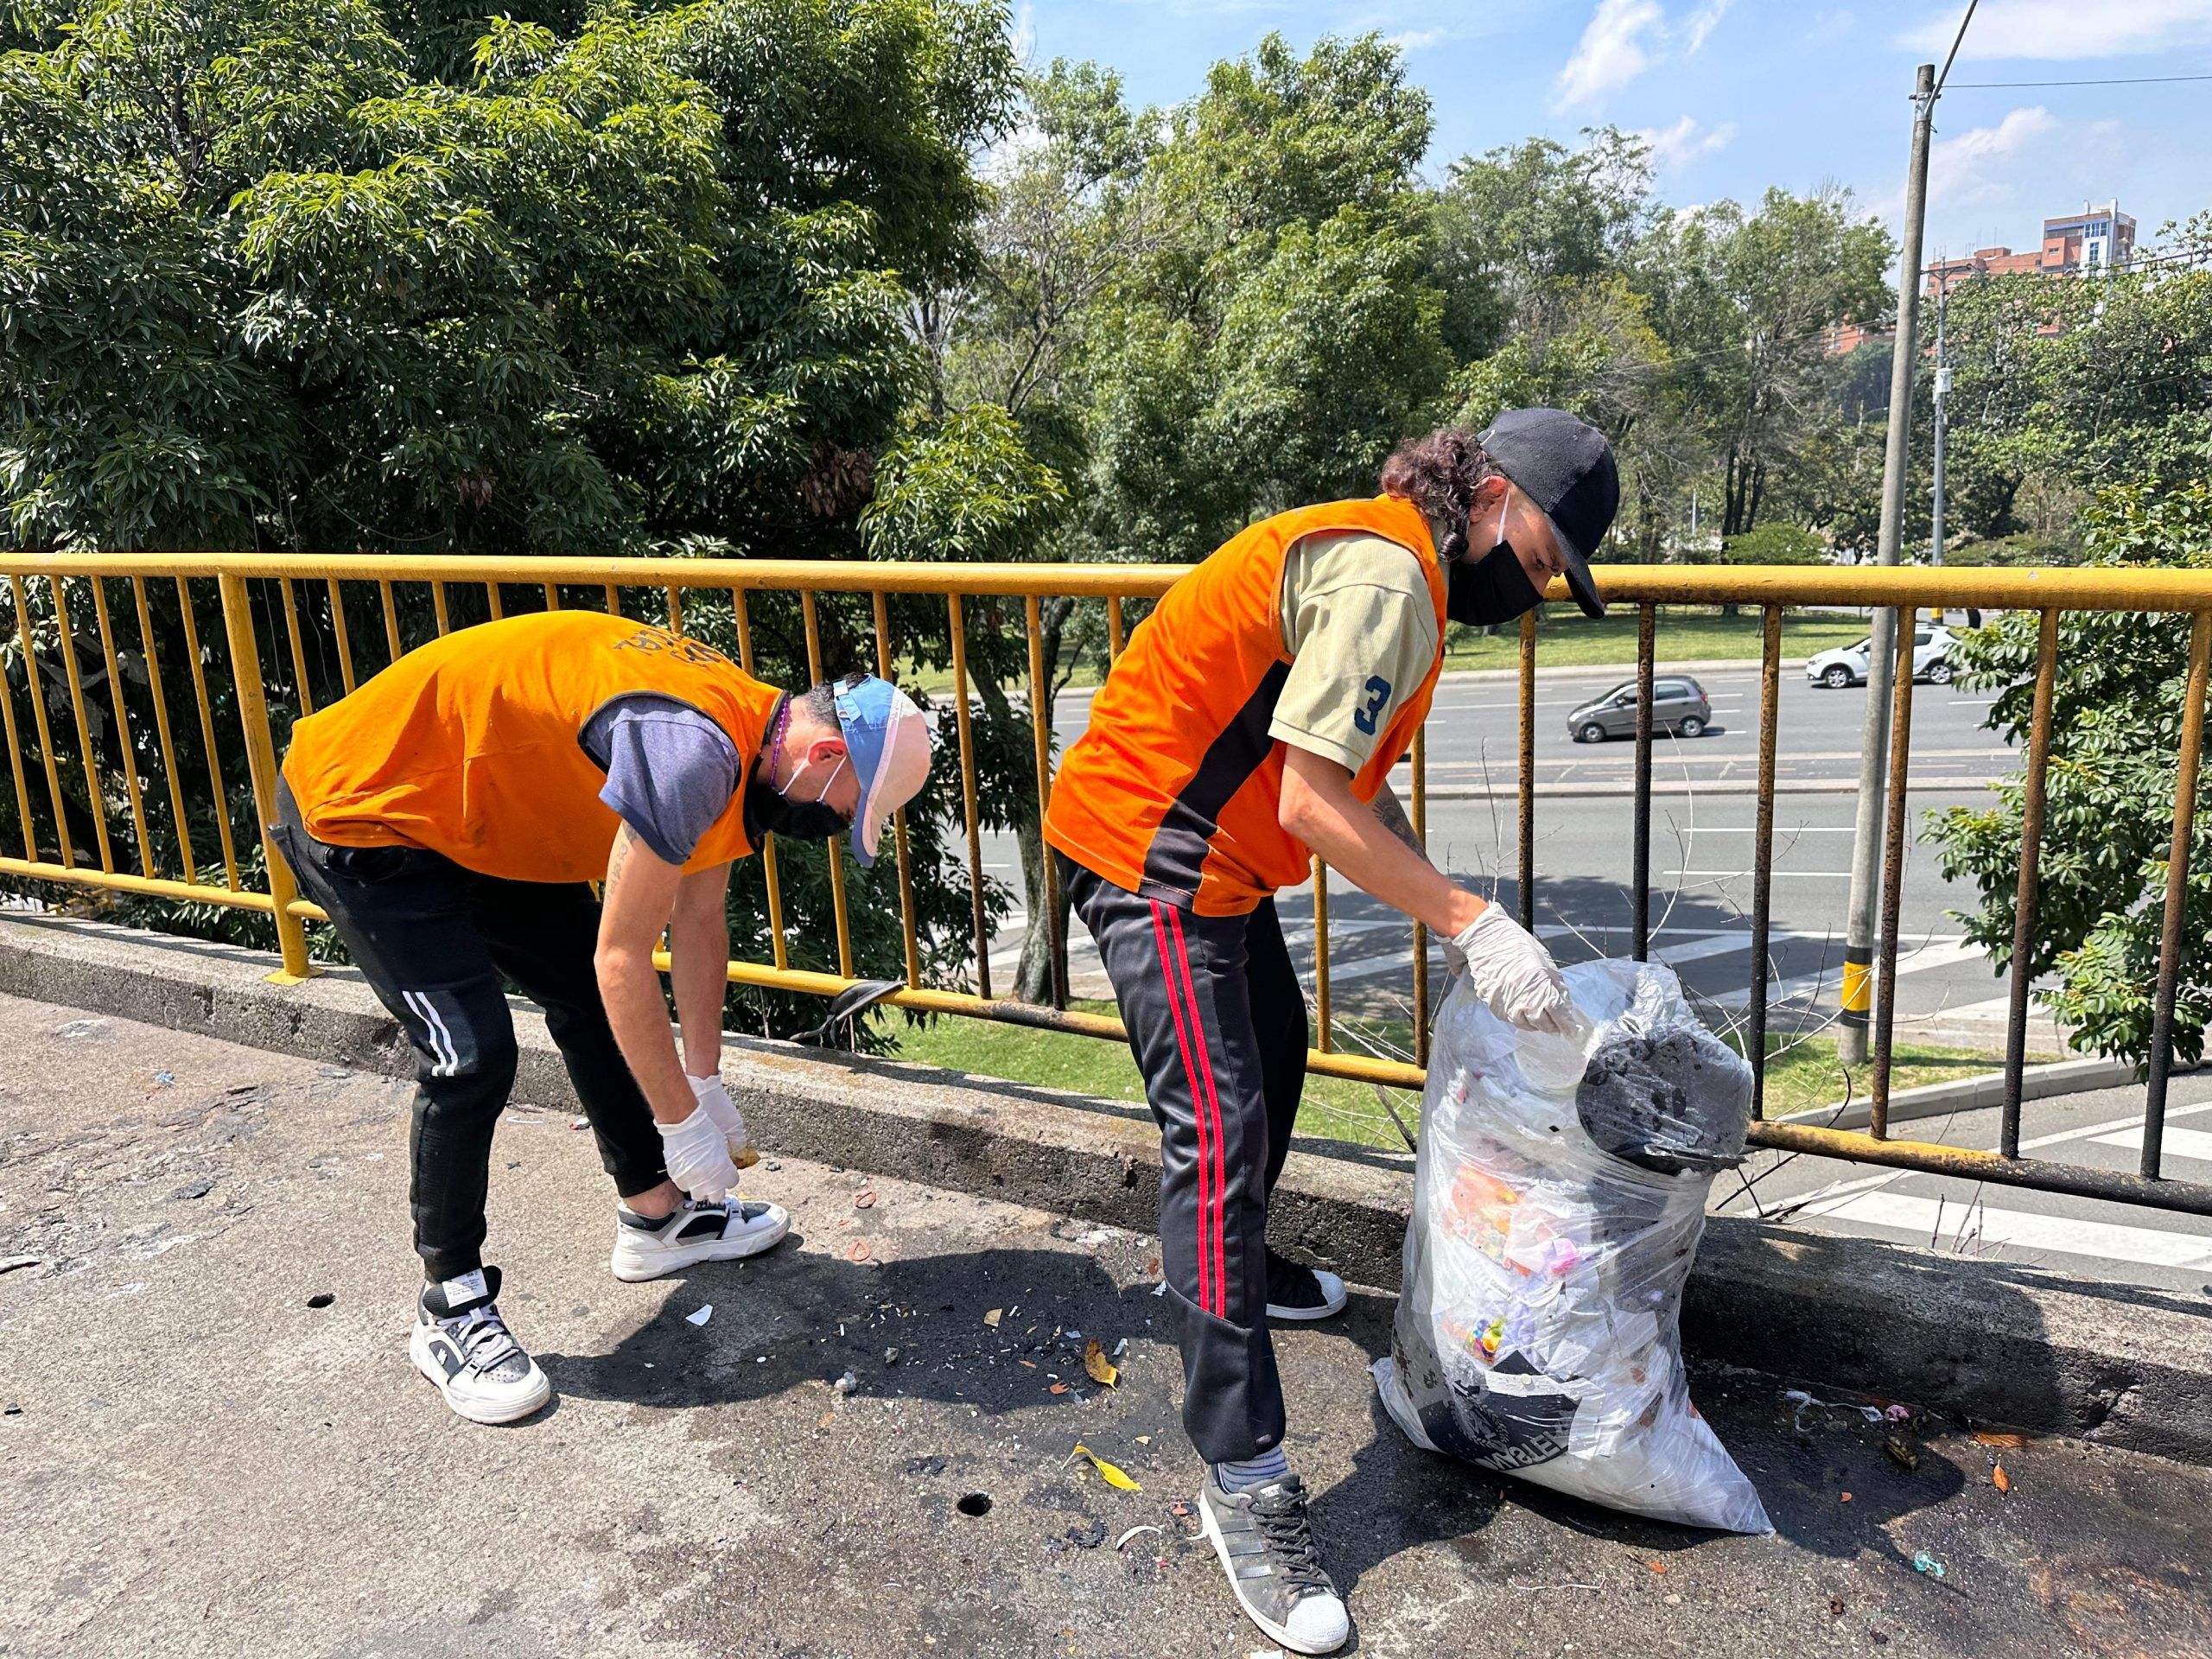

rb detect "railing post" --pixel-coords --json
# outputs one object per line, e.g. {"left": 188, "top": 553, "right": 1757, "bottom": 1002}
{"left": 218, "top": 574, "right": 315, "bottom": 982}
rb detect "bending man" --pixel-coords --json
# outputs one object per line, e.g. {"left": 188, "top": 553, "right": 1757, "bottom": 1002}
{"left": 1045, "top": 410, "right": 1618, "bottom": 1653}
{"left": 273, "top": 609, "right": 931, "bottom": 1426}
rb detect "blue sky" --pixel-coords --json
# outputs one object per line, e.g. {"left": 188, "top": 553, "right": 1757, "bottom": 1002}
{"left": 1014, "top": 0, "right": 2212, "bottom": 277}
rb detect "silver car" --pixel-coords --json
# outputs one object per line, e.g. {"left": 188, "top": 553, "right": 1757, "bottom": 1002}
{"left": 1806, "top": 626, "right": 1957, "bottom": 689}
{"left": 1566, "top": 675, "right": 1713, "bottom": 743}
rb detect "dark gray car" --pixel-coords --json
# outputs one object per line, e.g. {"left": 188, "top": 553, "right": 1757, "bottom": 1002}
{"left": 1567, "top": 675, "right": 1713, "bottom": 743}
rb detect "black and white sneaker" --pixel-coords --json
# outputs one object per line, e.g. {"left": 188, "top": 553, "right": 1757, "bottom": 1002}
{"left": 1197, "top": 1468, "right": 1350, "bottom": 1655}
{"left": 609, "top": 1195, "right": 790, "bottom": 1283}
{"left": 1266, "top": 1247, "right": 1348, "bottom": 1322}
{"left": 409, "top": 1267, "right": 551, "bottom": 1426}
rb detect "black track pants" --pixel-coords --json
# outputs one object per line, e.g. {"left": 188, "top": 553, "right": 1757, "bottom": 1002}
{"left": 1060, "top": 855, "right": 1308, "bottom": 1463}
{"left": 272, "top": 780, "right": 666, "bottom": 1281}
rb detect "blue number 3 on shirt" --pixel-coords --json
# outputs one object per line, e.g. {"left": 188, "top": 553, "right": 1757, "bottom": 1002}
{"left": 1352, "top": 674, "right": 1393, "bottom": 736}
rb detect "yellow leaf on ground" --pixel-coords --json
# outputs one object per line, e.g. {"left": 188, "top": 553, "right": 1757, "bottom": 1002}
{"left": 1993, "top": 1464, "right": 2012, "bottom": 1494}
{"left": 983, "top": 1308, "right": 1002, "bottom": 1328}
{"left": 1072, "top": 1443, "right": 1142, "bottom": 1492}
{"left": 1084, "top": 1338, "right": 1119, "bottom": 1388}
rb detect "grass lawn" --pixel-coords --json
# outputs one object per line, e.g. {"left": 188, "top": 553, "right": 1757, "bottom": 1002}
{"left": 885, "top": 1001, "right": 1999, "bottom": 1153}
{"left": 1439, "top": 607, "right": 1873, "bottom": 674}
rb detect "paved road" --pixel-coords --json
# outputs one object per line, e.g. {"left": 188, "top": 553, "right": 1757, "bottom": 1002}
{"left": 6, "top": 993, "right": 2208, "bottom": 1658}
{"left": 974, "top": 668, "right": 2027, "bottom": 1048}
{"left": 1714, "top": 1074, "right": 2212, "bottom": 1299}
{"left": 1045, "top": 661, "right": 2014, "bottom": 792}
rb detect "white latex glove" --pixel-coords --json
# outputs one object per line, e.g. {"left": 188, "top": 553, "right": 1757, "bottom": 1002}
{"left": 657, "top": 1104, "right": 740, "bottom": 1203}
{"left": 1446, "top": 905, "right": 1574, "bottom": 1034}
{"left": 688, "top": 1073, "right": 760, "bottom": 1170}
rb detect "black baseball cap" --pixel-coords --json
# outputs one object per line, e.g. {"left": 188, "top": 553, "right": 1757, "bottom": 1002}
{"left": 1478, "top": 408, "right": 1619, "bottom": 618}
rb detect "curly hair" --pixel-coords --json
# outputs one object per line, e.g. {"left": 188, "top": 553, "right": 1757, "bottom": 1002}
{"left": 1379, "top": 428, "right": 1501, "bottom": 562}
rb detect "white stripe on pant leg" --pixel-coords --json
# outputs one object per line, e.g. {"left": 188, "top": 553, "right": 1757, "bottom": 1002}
{"left": 404, "top": 989, "right": 458, "bottom": 1077}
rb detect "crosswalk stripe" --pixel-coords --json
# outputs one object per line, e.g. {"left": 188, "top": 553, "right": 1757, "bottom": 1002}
{"left": 2089, "top": 1125, "right": 2212, "bottom": 1166}
{"left": 1797, "top": 1189, "right": 2212, "bottom": 1271}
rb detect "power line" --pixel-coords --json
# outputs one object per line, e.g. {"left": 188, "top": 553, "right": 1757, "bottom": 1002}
{"left": 1946, "top": 73, "right": 2212, "bottom": 87}
{"left": 1933, "top": 0, "right": 1980, "bottom": 96}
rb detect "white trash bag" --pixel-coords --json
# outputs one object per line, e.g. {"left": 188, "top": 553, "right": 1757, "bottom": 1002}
{"left": 1373, "top": 958, "right": 1772, "bottom": 1534}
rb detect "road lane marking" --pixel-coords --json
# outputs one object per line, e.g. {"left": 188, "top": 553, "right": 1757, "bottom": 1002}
{"left": 2089, "top": 1125, "right": 2212, "bottom": 1166}
{"left": 1791, "top": 1190, "right": 2212, "bottom": 1270}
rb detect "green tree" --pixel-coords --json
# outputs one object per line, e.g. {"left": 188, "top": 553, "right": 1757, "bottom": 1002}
{"left": 1929, "top": 477, "right": 2212, "bottom": 1068}
{"left": 1639, "top": 188, "right": 1892, "bottom": 541}
{"left": 0, "top": 0, "right": 1019, "bottom": 1034}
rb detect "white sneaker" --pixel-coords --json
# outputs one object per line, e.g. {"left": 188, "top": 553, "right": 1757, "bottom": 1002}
{"left": 409, "top": 1267, "right": 551, "bottom": 1426}
{"left": 609, "top": 1196, "right": 790, "bottom": 1282}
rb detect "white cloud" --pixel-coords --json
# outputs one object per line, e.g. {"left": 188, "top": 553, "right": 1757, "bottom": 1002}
{"left": 1897, "top": 0, "right": 2212, "bottom": 60}
{"left": 1929, "top": 105, "right": 2058, "bottom": 207}
{"left": 1681, "top": 0, "right": 1733, "bottom": 54}
{"left": 1553, "top": 0, "right": 1732, "bottom": 111}
{"left": 1555, "top": 0, "right": 1665, "bottom": 110}
{"left": 1387, "top": 27, "right": 1448, "bottom": 53}
{"left": 1636, "top": 114, "right": 1738, "bottom": 173}
{"left": 1876, "top": 105, "right": 2058, "bottom": 222}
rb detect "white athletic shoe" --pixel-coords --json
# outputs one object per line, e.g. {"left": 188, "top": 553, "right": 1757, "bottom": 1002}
{"left": 609, "top": 1195, "right": 791, "bottom": 1283}
{"left": 409, "top": 1267, "right": 551, "bottom": 1426}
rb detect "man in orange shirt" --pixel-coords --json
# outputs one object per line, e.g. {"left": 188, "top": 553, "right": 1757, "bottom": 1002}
{"left": 1045, "top": 410, "right": 1618, "bottom": 1653}
{"left": 273, "top": 611, "right": 931, "bottom": 1426}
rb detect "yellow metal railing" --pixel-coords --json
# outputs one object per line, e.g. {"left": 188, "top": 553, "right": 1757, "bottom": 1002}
{"left": 0, "top": 552, "right": 2209, "bottom": 1211}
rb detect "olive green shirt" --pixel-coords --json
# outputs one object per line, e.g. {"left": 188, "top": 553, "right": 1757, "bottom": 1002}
{"left": 1268, "top": 531, "right": 1439, "bottom": 775}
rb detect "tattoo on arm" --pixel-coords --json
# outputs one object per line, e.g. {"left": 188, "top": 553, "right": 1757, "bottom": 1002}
{"left": 607, "top": 822, "right": 637, "bottom": 892}
{"left": 1370, "top": 785, "right": 1425, "bottom": 855}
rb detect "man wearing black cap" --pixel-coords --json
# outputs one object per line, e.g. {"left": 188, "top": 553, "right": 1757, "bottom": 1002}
{"left": 1044, "top": 410, "right": 1619, "bottom": 1652}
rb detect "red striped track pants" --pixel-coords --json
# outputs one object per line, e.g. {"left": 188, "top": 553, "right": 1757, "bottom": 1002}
{"left": 1059, "top": 855, "right": 1308, "bottom": 1463}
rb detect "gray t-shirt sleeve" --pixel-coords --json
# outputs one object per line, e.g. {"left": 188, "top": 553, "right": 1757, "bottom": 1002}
{"left": 579, "top": 694, "right": 741, "bottom": 867}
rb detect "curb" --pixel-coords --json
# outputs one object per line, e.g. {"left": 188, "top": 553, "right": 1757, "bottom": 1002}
{"left": 1055, "top": 658, "right": 1810, "bottom": 702}
{"left": 1779, "top": 1055, "right": 2156, "bottom": 1133}
{"left": 3, "top": 913, "right": 2209, "bottom": 1465}
{"left": 1423, "top": 777, "right": 1999, "bottom": 800}
{"left": 1433, "top": 656, "right": 1808, "bottom": 686}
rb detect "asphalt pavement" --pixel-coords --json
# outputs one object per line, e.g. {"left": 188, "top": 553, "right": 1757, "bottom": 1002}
{"left": 7, "top": 994, "right": 2209, "bottom": 1659}
{"left": 983, "top": 664, "right": 2025, "bottom": 1046}
{"left": 953, "top": 660, "right": 2212, "bottom": 1303}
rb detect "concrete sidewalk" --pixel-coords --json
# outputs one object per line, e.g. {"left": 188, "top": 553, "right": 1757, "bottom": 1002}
{"left": 5, "top": 993, "right": 2209, "bottom": 1658}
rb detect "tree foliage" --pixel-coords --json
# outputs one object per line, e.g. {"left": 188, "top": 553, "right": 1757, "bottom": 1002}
{"left": 1929, "top": 478, "right": 2212, "bottom": 1068}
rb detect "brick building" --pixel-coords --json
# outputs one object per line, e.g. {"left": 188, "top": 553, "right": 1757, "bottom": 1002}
{"left": 1924, "top": 200, "right": 2136, "bottom": 297}
{"left": 1822, "top": 200, "right": 2137, "bottom": 353}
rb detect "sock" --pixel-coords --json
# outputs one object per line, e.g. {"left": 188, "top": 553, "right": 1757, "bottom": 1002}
{"left": 1214, "top": 1448, "right": 1291, "bottom": 1492}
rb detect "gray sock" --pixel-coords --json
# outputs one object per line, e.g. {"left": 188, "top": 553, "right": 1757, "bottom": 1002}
{"left": 1213, "top": 1447, "right": 1291, "bottom": 1491}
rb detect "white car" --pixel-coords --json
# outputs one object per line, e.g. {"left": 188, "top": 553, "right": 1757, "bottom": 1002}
{"left": 1806, "top": 626, "right": 1957, "bottom": 689}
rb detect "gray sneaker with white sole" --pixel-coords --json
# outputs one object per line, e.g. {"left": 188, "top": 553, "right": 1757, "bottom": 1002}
{"left": 409, "top": 1266, "right": 551, "bottom": 1426}
{"left": 1197, "top": 1467, "right": 1350, "bottom": 1655}
{"left": 609, "top": 1195, "right": 790, "bottom": 1282}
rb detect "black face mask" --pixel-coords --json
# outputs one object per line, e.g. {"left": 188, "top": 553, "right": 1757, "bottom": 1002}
{"left": 1446, "top": 534, "right": 1542, "bottom": 627}
{"left": 744, "top": 770, "right": 850, "bottom": 843}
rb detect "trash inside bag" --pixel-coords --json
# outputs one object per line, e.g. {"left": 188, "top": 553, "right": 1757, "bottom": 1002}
{"left": 1374, "top": 958, "right": 1772, "bottom": 1534}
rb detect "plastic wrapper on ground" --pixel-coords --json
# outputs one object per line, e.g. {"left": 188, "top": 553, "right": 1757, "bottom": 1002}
{"left": 1374, "top": 958, "right": 1772, "bottom": 1535}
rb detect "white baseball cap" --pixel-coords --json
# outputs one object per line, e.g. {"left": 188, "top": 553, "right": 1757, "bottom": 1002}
{"left": 832, "top": 676, "right": 933, "bottom": 867}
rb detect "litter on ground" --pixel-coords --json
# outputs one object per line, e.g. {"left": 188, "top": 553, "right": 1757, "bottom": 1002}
{"left": 1071, "top": 1443, "right": 1143, "bottom": 1491}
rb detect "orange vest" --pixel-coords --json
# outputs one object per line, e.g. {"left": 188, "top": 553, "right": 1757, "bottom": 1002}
{"left": 281, "top": 611, "right": 782, "bottom": 884}
{"left": 1046, "top": 495, "right": 1447, "bottom": 915}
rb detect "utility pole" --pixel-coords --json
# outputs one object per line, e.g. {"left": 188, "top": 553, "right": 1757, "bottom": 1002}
{"left": 1838, "top": 59, "right": 1938, "bottom": 1067}
{"left": 1929, "top": 283, "right": 1949, "bottom": 624}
